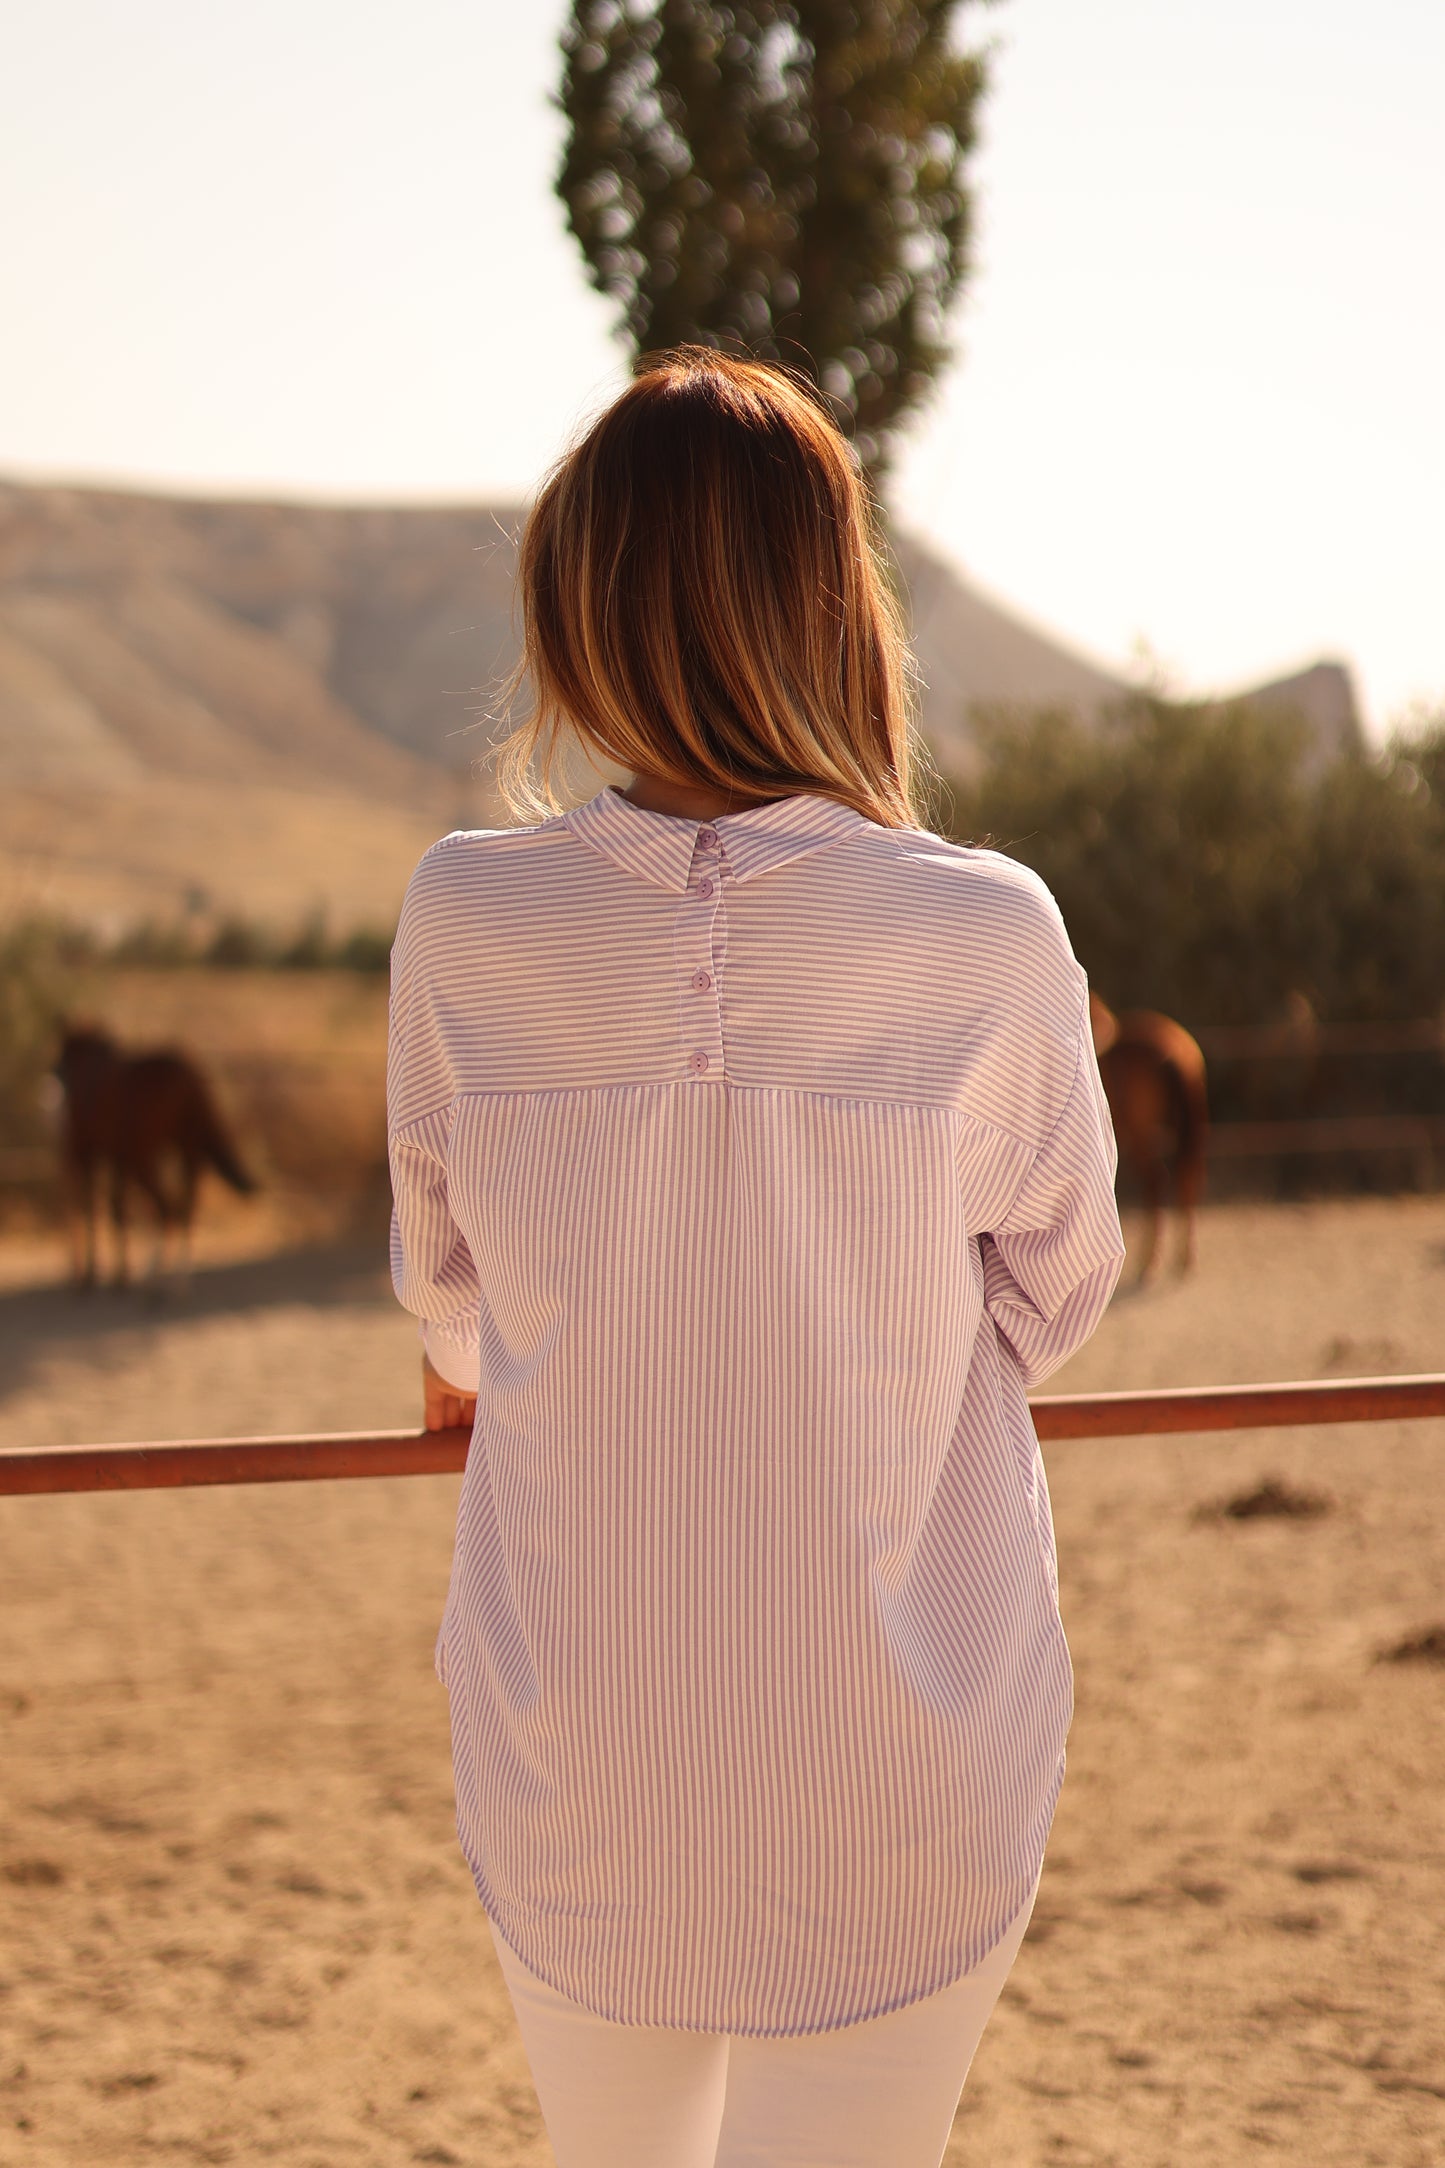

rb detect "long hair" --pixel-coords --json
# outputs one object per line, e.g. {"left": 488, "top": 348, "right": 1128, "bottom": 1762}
{"left": 495, "top": 348, "right": 927, "bottom": 828}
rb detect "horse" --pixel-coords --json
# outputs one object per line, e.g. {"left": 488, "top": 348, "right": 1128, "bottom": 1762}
{"left": 1090, "top": 993, "right": 1209, "bottom": 1279}
{"left": 53, "top": 1026, "right": 257, "bottom": 1289}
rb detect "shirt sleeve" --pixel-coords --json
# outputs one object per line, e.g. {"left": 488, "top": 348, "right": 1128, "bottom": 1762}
{"left": 388, "top": 1115, "right": 482, "bottom": 1394}
{"left": 387, "top": 852, "right": 482, "bottom": 1395}
{"left": 981, "top": 987, "right": 1125, "bottom": 1389}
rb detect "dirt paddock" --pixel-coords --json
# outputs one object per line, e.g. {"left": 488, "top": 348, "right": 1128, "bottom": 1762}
{"left": 2, "top": 1194, "right": 1444, "bottom": 2167}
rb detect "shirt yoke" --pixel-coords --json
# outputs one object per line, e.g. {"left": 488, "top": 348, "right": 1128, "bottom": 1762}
{"left": 391, "top": 816, "right": 1086, "bottom": 1153}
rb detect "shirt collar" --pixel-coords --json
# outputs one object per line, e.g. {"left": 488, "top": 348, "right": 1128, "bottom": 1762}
{"left": 563, "top": 787, "right": 871, "bottom": 894}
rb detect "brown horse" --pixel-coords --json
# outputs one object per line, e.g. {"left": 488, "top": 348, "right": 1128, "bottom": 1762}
{"left": 1090, "top": 993, "right": 1209, "bottom": 1278}
{"left": 54, "top": 1026, "right": 257, "bottom": 1288}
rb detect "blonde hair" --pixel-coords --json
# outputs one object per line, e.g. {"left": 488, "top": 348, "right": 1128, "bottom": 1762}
{"left": 495, "top": 348, "right": 927, "bottom": 828}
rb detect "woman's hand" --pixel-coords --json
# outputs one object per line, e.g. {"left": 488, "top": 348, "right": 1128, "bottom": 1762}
{"left": 423, "top": 1354, "right": 477, "bottom": 1434}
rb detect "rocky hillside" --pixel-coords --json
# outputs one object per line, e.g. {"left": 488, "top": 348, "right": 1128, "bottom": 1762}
{"left": 0, "top": 478, "right": 1361, "bottom": 928}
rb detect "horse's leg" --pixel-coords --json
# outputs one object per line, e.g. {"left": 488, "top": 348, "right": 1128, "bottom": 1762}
{"left": 1174, "top": 1160, "right": 1203, "bottom": 1274}
{"left": 171, "top": 1157, "right": 199, "bottom": 1295}
{"left": 67, "top": 1156, "right": 97, "bottom": 1289}
{"left": 84, "top": 1170, "right": 98, "bottom": 1289}
{"left": 1171, "top": 1094, "right": 1209, "bottom": 1276}
{"left": 133, "top": 1160, "right": 174, "bottom": 1293}
{"left": 1135, "top": 1155, "right": 1166, "bottom": 1282}
{"left": 146, "top": 1177, "right": 169, "bottom": 1287}
{"left": 108, "top": 1166, "right": 131, "bottom": 1288}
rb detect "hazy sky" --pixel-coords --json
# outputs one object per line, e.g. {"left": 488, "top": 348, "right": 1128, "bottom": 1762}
{"left": 4, "top": 0, "right": 1441, "bottom": 730}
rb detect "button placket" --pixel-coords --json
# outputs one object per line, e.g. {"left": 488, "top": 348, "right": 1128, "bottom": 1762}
{"left": 675, "top": 832, "right": 727, "bottom": 1082}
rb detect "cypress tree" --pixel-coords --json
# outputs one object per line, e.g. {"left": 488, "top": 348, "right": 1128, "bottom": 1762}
{"left": 557, "top": 1, "right": 989, "bottom": 471}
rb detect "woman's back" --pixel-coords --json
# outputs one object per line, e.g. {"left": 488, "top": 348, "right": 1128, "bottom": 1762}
{"left": 388, "top": 784, "right": 1122, "bottom": 2034}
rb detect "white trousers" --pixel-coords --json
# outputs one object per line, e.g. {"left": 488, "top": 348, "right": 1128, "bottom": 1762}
{"left": 489, "top": 1884, "right": 1036, "bottom": 2168}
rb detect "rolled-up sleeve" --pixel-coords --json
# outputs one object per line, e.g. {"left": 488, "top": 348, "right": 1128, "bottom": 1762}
{"left": 982, "top": 988, "right": 1125, "bottom": 1388}
{"left": 387, "top": 853, "right": 482, "bottom": 1394}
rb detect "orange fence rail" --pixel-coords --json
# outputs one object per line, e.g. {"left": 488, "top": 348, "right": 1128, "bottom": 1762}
{"left": 3, "top": 1375, "right": 1443, "bottom": 1498}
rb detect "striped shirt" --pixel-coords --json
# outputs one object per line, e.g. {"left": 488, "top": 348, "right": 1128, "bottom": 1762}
{"left": 387, "top": 785, "right": 1124, "bottom": 2037}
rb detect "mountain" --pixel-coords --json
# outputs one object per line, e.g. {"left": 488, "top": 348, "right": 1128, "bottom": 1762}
{"left": 897, "top": 532, "right": 1364, "bottom": 773}
{"left": 0, "top": 478, "right": 1362, "bottom": 928}
{"left": 896, "top": 532, "right": 1132, "bottom": 773}
{"left": 1227, "top": 659, "right": 1364, "bottom": 765}
{"left": 0, "top": 483, "right": 486, "bottom": 929}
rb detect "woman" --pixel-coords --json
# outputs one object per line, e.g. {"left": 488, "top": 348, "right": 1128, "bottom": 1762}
{"left": 387, "top": 350, "right": 1124, "bottom": 2168}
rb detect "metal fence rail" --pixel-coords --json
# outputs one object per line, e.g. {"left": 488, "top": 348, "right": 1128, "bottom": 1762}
{"left": 3, "top": 1375, "right": 1443, "bottom": 1498}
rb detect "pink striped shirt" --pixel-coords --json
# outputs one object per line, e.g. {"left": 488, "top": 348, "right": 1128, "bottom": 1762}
{"left": 388, "top": 786, "right": 1124, "bottom": 2036}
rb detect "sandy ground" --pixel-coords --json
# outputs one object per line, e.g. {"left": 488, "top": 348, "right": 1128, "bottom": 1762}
{"left": 2, "top": 1195, "right": 1444, "bottom": 2168}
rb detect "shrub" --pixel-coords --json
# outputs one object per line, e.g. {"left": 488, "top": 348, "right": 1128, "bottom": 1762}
{"left": 204, "top": 918, "right": 276, "bottom": 970}
{"left": 944, "top": 697, "right": 1445, "bottom": 1029}
{"left": 0, "top": 919, "right": 92, "bottom": 1155}
{"left": 333, "top": 927, "right": 392, "bottom": 975}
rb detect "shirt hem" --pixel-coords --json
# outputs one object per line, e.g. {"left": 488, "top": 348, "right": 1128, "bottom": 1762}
{"left": 458, "top": 1751, "right": 1064, "bottom": 2039}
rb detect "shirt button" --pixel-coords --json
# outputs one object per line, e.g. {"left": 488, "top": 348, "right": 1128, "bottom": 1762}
{"left": 690, "top": 1050, "right": 710, "bottom": 1073}
{"left": 697, "top": 877, "right": 714, "bottom": 900}
{"left": 698, "top": 827, "right": 720, "bottom": 850}
{"left": 692, "top": 969, "right": 712, "bottom": 992}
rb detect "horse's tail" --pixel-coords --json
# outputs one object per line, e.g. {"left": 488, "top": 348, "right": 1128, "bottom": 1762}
{"left": 190, "top": 1082, "right": 258, "bottom": 1195}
